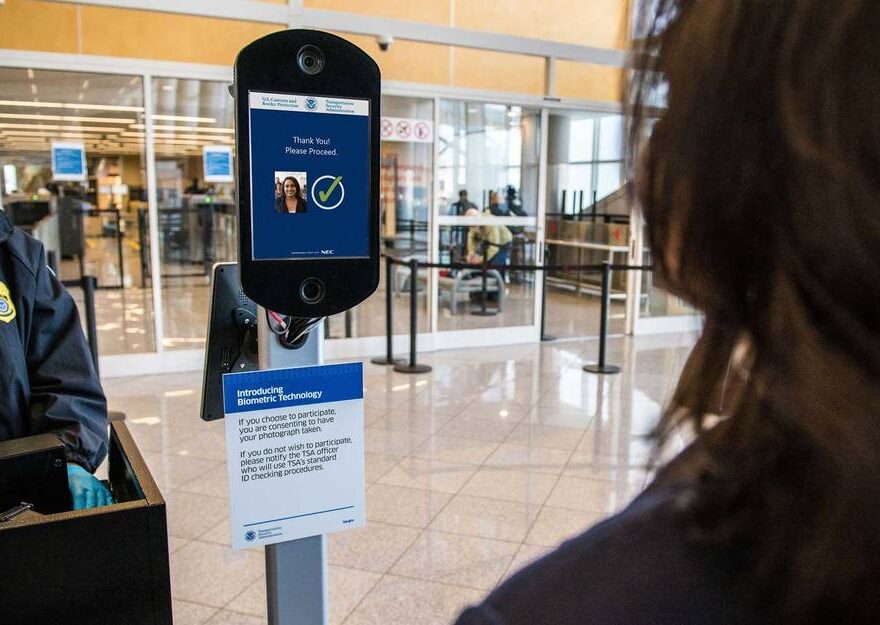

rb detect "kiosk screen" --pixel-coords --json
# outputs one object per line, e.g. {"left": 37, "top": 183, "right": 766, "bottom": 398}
{"left": 248, "top": 91, "right": 370, "bottom": 261}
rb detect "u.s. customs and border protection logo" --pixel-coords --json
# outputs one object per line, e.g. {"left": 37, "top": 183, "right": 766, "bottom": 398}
{"left": 0, "top": 281, "right": 16, "bottom": 323}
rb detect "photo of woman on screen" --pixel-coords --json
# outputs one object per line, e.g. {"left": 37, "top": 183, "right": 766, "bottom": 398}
{"left": 274, "top": 174, "right": 307, "bottom": 214}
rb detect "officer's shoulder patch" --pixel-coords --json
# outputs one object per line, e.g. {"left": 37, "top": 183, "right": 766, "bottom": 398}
{"left": 0, "top": 281, "right": 16, "bottom": 323}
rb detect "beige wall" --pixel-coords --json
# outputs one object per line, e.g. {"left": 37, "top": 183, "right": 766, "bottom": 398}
{"left": 0, "top": 0, "right": 626, "bottom": 101}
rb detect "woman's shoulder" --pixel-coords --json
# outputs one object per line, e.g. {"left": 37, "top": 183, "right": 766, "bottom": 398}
{"left": 455, "top": 481, "right": 763, "bottom": 625}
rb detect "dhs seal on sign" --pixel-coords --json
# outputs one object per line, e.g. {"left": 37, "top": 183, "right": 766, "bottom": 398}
{"left": 245, "top": 531, "right": 257, "bottom": 542}
{"left": 0, "top": 282, "right": 16, "bottom": 323}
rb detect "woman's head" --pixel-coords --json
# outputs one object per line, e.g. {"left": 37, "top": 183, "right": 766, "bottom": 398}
{"left": 629, "top": 0, "right": 880, "bottom": 618}
{"left": 283, "top": 176, "right": 301, "bottom": 199}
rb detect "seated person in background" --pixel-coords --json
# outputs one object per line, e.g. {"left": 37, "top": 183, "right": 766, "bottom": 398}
{"left": 0, "top": 209, "right": 111, "bottom": 510}
{"left": 450, "top": 189, "right": 477, "bottom": 216}
{"left": 504, "top": 185, "right": 526, "bottom": 217}
{"left": 184, "top": 178, "right": 202, "bottom": 194}
{"left": 465, "top": 207, "right": 512, "bottom": 267}
{"left": 486, "top": 190, "right": 505, "bottom": 216}
{"left": 456, "top": 1, "right": 880, "bottom": 624}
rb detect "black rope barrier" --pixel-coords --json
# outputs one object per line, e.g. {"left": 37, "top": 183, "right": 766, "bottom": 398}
{"left": 62, "top": 275, "right": 100, "bottom": 376}
{"left": 582, "top": 261, "right": 621, "bottom": 375}
{"left": 393, "top": 258, "right": 432, "bottom": 374}
{"left": 371, "top": 253, "right": 653, "bottom": 376}
{"left": 371, "top": 254, "right": 405, "bottom": 366}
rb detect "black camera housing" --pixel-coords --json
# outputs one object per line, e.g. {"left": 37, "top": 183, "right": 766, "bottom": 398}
{"left": 234, "top": 30, "right": 381, "bottom": 317}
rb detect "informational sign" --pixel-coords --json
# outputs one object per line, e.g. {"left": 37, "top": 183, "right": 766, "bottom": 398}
{"left": 223, "top": 362, "right": 365, "bottom": 550}
{"left": 51, "top": 142, "right": 87, "bottom": 182}
{"left": 203, "top": 145, "right": 234, "bottom": 183}
{"left": 380, "top": 116, "right": 433, "bottom": 143}
{"left": 248, "top": 91, "right": 371, "bottom": 261}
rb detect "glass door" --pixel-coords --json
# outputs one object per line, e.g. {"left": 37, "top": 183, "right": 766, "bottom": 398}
{"left": 435, "top": 100, "right": 540, "bottom": 335}
{"left": 543, "top": 110, "right": 630, "bottom": 339}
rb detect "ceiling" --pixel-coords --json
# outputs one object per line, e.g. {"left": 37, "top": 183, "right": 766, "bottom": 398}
{"left": 0, "top": 68, "right": 234, "bottom": 160}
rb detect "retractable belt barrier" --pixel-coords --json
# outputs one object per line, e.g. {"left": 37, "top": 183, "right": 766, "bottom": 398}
{"left": 61, "top": 274, "right": 100, "bottom": 377}
{"left": 373, "top": 254, "right": 653, "bottom": 376}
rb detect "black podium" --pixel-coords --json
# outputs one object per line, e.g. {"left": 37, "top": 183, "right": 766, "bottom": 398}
{"left": 0, "top": 422, "right": 172, "bottom": 625}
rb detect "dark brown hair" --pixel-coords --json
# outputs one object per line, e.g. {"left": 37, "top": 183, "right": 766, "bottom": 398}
{"left": 628, "top": 1, "right": 880, "bottom": 621}
{"left": 282, "top": 176, "right": 301, "bottom": 197}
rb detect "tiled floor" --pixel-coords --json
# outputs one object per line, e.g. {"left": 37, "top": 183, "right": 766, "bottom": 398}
{"left": 103, "top": 331, "right": 696, "bottom": 625}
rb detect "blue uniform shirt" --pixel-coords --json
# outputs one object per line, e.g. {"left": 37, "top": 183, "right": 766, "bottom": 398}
{"left": 0, "top": 211, "right": 108, "bottom": 472}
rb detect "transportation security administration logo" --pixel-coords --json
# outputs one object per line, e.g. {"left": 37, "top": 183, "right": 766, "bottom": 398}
{"left": 0, "top": 282, "right": 15, "bottom": 323}
{"left": 306, "top": 98, "right": 318, "bottom": 110}
{"left": 245, "top": 531, "right": 257, "bottom": 542}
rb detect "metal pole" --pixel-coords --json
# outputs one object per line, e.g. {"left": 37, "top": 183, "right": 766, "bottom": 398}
{"left": 394, "top": 258, "right": 431, "bottom": 374}
{"left": 371, "top": 255, "right": 403, "bottom": 365}
{"left": 257, "top": 319, "right": 328, "bottom": 625}
{"left": 138, "top": 208, "right": 148, "bottom": 288}
{"left": 115, "top": 210, "right": 125, "bottom": 289}
{"left": 540, "top": 250, "right": 556, "bottom": 341}
{"left": 584, "top": 261, "right": 620, "bottom": 375}
{"left": 82, "top": 275, "right": 100, "bottom": 376}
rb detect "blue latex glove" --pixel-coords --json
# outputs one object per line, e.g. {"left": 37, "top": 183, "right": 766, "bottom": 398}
{"left": 67, "top": 464, "right": 113, "bottom": 510}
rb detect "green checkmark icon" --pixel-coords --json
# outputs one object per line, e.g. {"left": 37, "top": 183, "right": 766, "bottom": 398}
{"left": 318, "top": 176, "right": 343, "bottom": 203}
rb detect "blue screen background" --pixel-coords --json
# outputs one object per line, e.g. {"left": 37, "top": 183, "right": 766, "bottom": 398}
{"left": 249, "top": 106, "right": 370, "bottom": 260}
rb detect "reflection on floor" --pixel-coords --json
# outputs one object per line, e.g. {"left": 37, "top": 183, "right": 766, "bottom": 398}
{"left": 76, "top": 269, "right": 622, "bottom": 356}
{"left": 103, "top": 331, "right": 696, "bottom": 625}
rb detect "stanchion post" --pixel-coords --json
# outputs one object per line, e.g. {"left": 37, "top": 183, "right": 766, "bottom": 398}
{"left": 82, "top": 275, "right": 100, "bottom": 376}
{"left": 540, "top": 248, "right": 556, "bottom": 342}
{"left": 371, "top": 255, "right": 404, "bottom": 365}
{"left": 583, "top": 261, "right": 620, "bottom": 375}
{"left": 394, "top": 258, "right": 431, "bottom": 374}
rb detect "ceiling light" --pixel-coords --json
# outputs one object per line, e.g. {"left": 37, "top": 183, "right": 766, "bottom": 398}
{"left": 152, "top": 114, "right": 217, "bottom": 124}
{"left": 0, "top": 113, "right": 135, "bottom": 124}
{"left": 161, "top": 85, "right": 174, "bottom": 92}
{"left": 0, "top": 100, "right": 143, "bottom": 112}
{"left": 66, "top": 102, "right": 143, "bottom": 112}
{"left": 1, "top": 130, "right": 105, "bottom": 139}
{"left": 129, "top": 124, "right": 234, "bottom": 134}
{"left": 0, "top": 123, "right": 124, "bottom": 132}
{"left": 82, "top": 80, "right": 90, "bottom": 90}
{"left": 26, "top": 68, "right": 34, "bottom": 80}
{"left": 30, "top": 84, "right": 37, "bottom": 95}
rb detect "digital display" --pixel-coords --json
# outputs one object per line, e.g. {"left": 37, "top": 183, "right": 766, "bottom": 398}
{"left": 248, "top": 91, "right": 370, "bottom": 260}
{"left": 204, "top": 145, "right": 233, "bottom": 183}
{"left": 51, "top": 142, "right": 87, "bottom": 182}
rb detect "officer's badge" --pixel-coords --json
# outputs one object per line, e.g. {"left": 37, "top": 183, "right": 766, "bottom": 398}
{"left": 0, "top": 281, "right": 16, "bottom": 323}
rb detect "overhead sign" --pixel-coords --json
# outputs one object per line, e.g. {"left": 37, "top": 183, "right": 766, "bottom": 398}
{"left": 380, "top": 116, "right": 433, "bottom": 143}
{"left": 203, "top": 145, "right": 234, "bottom": 183}
{"left": 51, "top": 142, "right": 87, "bottom": 182}
{"left": 223, "top": 362, "right": 365, "bottom": 550}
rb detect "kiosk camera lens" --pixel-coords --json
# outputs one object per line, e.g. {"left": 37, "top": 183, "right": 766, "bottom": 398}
{"left": 297, "top": 45, "right": 325, "bottom": 75}
{"left": 300, "top": 278, "right": 325, "bottom": 304}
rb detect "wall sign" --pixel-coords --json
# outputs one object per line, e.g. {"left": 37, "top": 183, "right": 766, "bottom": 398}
{"left": 380, "top": 116, "right": 433, "bottom": 143}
